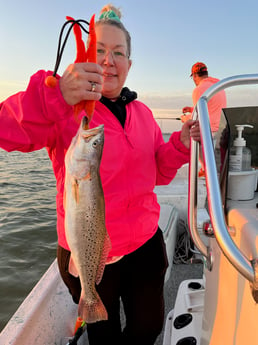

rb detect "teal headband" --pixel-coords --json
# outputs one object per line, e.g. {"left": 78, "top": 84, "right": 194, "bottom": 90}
{"left": 99, "top": 10, "right": 121, "bottom": 22}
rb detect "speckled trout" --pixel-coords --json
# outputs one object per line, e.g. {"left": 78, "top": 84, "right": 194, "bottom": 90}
{"left": 64, "top": 117, "right": 111, "bottom": 323}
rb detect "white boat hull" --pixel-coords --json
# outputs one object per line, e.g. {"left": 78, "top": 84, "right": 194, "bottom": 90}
{"left": 0, "top": 259, "right": 86, "bottom": 345}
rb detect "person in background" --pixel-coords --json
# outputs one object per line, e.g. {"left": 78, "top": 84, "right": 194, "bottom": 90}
{"left": 0, "top": 4, "right": 200, "bottom": 345}
{"left": 182, "top": 62, "right": 227, "bottom": 177}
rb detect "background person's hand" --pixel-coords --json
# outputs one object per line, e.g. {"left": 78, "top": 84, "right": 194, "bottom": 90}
{"left": 180, "top": 114, "right": 192, "bottom": 123}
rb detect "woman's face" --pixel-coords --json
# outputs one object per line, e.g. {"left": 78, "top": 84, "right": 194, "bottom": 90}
{"left": 95, "top": 24, "right": 132, "bottom": 99}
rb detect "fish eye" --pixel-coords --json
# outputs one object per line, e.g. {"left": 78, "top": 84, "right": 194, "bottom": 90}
{"left": 92, "top": 141, "right": 98, "bottom": 148}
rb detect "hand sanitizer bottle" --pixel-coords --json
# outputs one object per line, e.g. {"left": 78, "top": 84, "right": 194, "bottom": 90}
{"left": 229, "top": 124, "right": 253, "bottom": 172}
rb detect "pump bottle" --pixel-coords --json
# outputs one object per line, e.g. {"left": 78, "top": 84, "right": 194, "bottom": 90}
{"left": 229, "top": 124, "right": 253, "bottom": 172}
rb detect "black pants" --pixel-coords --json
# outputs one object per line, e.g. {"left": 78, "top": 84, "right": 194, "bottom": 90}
{"left": 57, "top": 228, "right": 168, "bottom": 345}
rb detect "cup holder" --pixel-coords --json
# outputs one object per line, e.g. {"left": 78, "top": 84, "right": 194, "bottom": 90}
{"left": 176, "top": 336, "right": 197, "bottom": 345}
{"left": 188, "top": 281, "right": 202, "bottom": 290}
{"left": 174, "top": 313, "right": 192, "bottom": 329}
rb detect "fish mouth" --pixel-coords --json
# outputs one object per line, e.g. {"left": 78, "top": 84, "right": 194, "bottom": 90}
{"left": 87, "top": 124, "right": 104, "bottom": 132}
{"left": 81, "top": 116, "right": 104, "bottom": 133}
{"left": 82, "top": 125, "right": 104, "bottom": 137}
{"left": 80, "top": 118, "right": 104, "bottom": 139}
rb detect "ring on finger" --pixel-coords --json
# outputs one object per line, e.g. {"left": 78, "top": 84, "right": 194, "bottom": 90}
{"left": 90, "top": 82, "right": 97, "bottom": 92}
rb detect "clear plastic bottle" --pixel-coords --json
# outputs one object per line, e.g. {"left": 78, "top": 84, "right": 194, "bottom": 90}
{"left": 229, "top": 124, "right": 253, "bottom": 172}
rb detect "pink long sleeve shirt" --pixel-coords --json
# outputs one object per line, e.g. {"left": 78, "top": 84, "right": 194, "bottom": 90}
{"left": 0, "top": 70, "right": 190, "bottom": 257}
{"left": 192, "top": 77, "right": 227, "bottom": 133}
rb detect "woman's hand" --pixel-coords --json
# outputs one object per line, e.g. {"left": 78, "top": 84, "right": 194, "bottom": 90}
{"left": 59, "top": 63, "right": 103, "bottom": 105}
{"left": 180, "top": 120, "right": 201, "bottom": 149}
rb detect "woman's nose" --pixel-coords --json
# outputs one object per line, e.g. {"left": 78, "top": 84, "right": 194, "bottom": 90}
{"left": 103, "top": 50, "right": 115, "bottom": 65}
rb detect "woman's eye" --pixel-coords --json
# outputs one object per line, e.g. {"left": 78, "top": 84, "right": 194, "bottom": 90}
{"left": 97, "top": 48, "right": 105, "bottom": 55}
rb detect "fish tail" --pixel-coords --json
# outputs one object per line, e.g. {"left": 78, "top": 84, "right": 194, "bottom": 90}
{"left": 79, "top": 293, "right": 108, "bottom": 323}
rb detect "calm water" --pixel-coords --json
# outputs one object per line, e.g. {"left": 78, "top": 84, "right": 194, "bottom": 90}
{"left": 0, "top": 149, "right": 57, "bottom": 331}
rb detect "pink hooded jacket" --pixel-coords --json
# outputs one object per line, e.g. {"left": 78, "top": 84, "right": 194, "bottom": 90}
{"left": 0, "top": 70, "right": 190, "bottom": 257}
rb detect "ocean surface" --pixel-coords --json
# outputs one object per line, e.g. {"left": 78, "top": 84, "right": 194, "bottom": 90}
{"left": 0, "top": 148, "right": 57, "bottom": 331}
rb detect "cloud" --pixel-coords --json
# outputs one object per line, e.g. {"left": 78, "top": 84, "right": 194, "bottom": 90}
{"left": 138, "top": 86, "right": 258, "bottom": 110}
{"left": 0, "top": 81, "right": 27, "bottom": 102}
{"left": 226, "top": 87, "right": 258, "bottom": 107}
{"left": 138, "top": 91, "right": 192, "bottom": 109}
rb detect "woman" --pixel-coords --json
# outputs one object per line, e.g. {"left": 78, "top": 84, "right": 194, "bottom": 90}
{"left": 0, "top": 4, "right": 200, "bottom": 345}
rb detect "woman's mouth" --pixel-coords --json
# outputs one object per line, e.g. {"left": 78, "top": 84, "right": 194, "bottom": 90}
{"left": 103, "top": 72, "right": 116, "bottom": 78}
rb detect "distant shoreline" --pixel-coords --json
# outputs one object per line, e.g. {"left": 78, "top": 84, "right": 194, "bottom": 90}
{"left": 152, "top": 108, "right": 182, "bottom": 119}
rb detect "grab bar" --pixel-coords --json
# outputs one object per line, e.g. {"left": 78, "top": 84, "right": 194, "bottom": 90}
{"left": 188, "top": 74, "right": 258, "bottom": 282}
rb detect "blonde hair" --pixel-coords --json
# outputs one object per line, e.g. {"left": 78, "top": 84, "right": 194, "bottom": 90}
{"left": 96, "top": 4, "right": 131, "bottom": 58}
{"left": 100, "top": 4, "right": 122, "bottom": 19}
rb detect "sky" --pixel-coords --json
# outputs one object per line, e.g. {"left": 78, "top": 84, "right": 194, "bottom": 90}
{"left": 1, "top": 0, "right": 258, "bottom": 114}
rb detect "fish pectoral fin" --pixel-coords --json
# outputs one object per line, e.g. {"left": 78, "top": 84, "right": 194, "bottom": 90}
{"left": 68, "top": 255, "right": 79, "bottom": 277}
{"left": 72, "top": 178, "right": 79, "bottom": 203}
{"left": 71, "top": 173, "right": 91, "bottom": 203}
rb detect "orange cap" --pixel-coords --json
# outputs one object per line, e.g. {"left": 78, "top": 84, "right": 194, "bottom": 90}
{"left": 190, "top": 62, "right": 208, "bottom": 76}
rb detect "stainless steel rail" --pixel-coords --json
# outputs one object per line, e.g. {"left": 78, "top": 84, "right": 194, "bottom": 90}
{"left": 189, "top": 74, "right": 258, "bottom": 282}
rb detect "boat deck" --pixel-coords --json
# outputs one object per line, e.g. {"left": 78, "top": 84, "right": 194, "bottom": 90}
{"left": 156, "top": 263, "right": 203, "bottom": 345}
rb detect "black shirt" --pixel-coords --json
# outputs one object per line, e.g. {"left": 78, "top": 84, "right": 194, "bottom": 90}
{"left": 100, "top": 87, "right": 137, "bottom": 128}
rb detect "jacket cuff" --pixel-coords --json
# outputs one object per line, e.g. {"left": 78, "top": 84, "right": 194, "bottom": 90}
{"left": 170, "top": 131, "right": 190, "bottom": 155}
{"left": 36, "top": 70, "right": 73, "bottom": 121}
